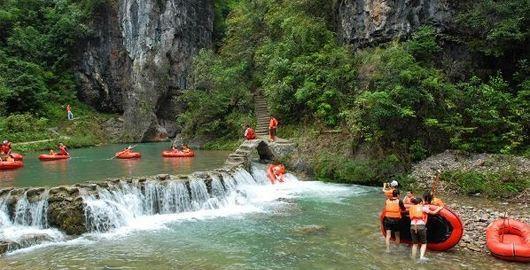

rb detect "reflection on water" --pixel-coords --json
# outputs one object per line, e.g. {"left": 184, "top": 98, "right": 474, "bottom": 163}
{"left": 117, "top": 159, "right": 141, "bottom": 176}
{"left": 0, "top": 170, "right": 18, "bottom": 185}
{"left": 162, "top": 157, "right": 193, "bottom": 175}
{"left": 0, "top": 143, "right": 230, "bottom": 188}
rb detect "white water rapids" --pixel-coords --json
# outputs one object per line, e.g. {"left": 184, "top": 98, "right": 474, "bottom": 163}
{"left": 0, "top": 165, "right": 361, "bottom": 255}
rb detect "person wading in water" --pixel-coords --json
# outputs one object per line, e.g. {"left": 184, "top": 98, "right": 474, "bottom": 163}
{"left": 383, "top": 189, "right": 406, "bottom": 253}
{"left": 409, "top": 197, "right": 443, "bottom": 261}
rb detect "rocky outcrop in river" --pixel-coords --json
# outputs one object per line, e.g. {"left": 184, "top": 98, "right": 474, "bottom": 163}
{"left": 336, "top": 0, "right": 453, "bottom": 48}
{"left": 76, "top": 0, "right": 214, "bottom": 141}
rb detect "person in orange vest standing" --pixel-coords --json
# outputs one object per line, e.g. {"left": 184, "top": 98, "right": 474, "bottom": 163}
{"left": 409, "top": 197, "right": 443, "bottom": 261}
{"left": 66, "top": 104, "right": 74, "bottom": 120}
{"left": 383, "top": 189, "right": 406, "bottom": 253}
{"left": 244, "top": 125, "right": 256, "bottom": 140}
{"left": 268, "top": 115, "right": 278, "bottom": 142}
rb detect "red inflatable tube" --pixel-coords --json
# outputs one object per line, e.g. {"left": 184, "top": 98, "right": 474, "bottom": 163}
{"left": 486, "top": 219, "right": 530, "bottom": 263}
{"left": 11, "top": 153, "right": 24, "bottom": 161}
{"left": 161, "top": 150, "right": 195, "bottom": 158}
{"left": 39, "top": 154, "right": 70, "bottom": 161}
{"left": 380, "top": 205, "right": 464, "bottom": 251}
{"left": 116, "top": 151, "right": 141, "bottom": 159}
{"left": 0, "top": 160, "right": 24, "bottom": 170}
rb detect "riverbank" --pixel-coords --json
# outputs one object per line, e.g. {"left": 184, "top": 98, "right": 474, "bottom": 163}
{"left": 0, "top": 110, "right": 118, "bottom": 153}
{"left": 444, "top": 194, "right": 529, "bottom": 254}
{"left": 277, "top": 125, "right": 529, "bottom": 255}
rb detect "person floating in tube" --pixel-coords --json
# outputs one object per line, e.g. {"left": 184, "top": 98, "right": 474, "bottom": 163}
{"left": 267, "top": 162, "right": 286, "bottom": 184}
{"left": 182, "top": 144, "right": 192, "bottom": 153}
{"left": 0, "top": 140, "right": 12, "bottom": 161}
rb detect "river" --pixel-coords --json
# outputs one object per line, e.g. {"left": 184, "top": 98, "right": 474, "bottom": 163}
{"left": 0, "top": 143, "right": 230, "bottom": 188}
{"left": 0, "top": 163, "right": 524, "bottom": 270}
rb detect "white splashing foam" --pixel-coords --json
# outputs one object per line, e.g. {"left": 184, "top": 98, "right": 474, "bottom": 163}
{"left": 2, "top": 165, "right": 369, "bottom": 255}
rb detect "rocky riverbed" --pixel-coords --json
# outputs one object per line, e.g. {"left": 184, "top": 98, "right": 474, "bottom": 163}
{"left": 407, "top": 150, "right": 530, "bottom": 254}
{"left": 443, "top": 194, "right": 529, "bottom": 254}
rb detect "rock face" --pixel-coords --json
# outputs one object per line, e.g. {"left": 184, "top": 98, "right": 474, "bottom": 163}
{"left": 337, "top": 0, "right": 453, "bottom": 48}
{"left": 77, "top": 0, "right": 214, "bottom": 141}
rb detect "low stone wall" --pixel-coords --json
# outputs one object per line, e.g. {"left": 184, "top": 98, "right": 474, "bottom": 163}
{"left": 0, "top": 139, "right": 296, "bottom": 241}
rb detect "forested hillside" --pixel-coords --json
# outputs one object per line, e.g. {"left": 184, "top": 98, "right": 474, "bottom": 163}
{"left": 0, "top": 0, "right": 110, "bottom": 148}
{"left": 0, "top": 0, "right": 528, "bottom": 188}
{"left": 178, "top": 0, "right": 529, "bottom": 188}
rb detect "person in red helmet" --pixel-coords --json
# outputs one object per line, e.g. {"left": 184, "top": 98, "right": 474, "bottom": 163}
{"left": 268, "top": 115, "right": 278, "bottom": 142}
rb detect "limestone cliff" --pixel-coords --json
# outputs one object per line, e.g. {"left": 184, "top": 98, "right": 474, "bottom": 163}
{"left": 77, "top": 0, "right": 214, "bottom": 141}
{"left": 337, "top": 0, "right": 453, "bottom": 48}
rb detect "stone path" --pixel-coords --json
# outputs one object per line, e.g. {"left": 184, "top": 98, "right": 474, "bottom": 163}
{"left": 254, "top": 94, "right": 270, "bottom": 137}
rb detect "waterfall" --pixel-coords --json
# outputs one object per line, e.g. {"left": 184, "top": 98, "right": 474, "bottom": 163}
{"left": 82, "top": 167, "right": 264, "bottom": 233}
{"left": 0, "top": 165, "right": 292, "bottom": 254}
{"left": 0, "top": 190, "right": 50, "bottom": 228}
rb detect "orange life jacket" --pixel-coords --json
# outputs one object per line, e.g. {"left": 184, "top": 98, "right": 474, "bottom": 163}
{"left": 409, "top": 205, "right": 427, "bottom": 223}
{"left": 384, "top": 188, "right": 394, "bottom": 199}
{"left": 384, "top": 199, "right": 402, "bottom": 219}
{"left": 432, "top": 197, "right": 444, "bottom": 207}
{"left": 269, "top": 118, "right": 278, "bottom": 129}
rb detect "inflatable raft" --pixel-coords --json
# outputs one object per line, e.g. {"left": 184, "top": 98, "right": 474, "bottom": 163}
{"left": 0, "top": 160, "right": 24, "bottom": 170}
{"left": 486, "top": 219, "right": 530, "bottom": 262}
{"left": 161, "top": 150, "right": 194, "bottom": 158}
{"left": 39, "top": 154, "right": 70, "bottom": 161}
{"left": 380, "top": 206, "right": 464, "bottom": 251}
{"left": 11, "top": 153, "right": 24, "bottom": 161}
{"left": 115, "top": 151, "right": 141, "bottom": 159}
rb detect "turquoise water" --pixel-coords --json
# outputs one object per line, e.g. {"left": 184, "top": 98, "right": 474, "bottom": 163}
{"left": 0, "top": 143, "right": 230, "bottom": 188}
{"left": 0, "top": 181, "right": 524, "bottom": 270}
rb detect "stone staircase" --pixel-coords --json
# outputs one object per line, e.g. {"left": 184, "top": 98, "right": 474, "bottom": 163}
{"left": 254, "top": 94, "right": 270, "bottom": 137}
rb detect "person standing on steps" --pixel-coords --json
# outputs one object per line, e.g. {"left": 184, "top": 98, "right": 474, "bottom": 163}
{"left": 268, "top": 115, "right": 278, "bottom": 142}
{"left": 244, "top": 125, "right": 256, "bottom": 140}
{"left": 66, "top": 104, "right": 74, "bottom": 120}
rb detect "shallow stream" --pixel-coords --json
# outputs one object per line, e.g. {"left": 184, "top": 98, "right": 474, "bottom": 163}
{"left": 0, "top": 164, "right": 524, "bottom": 269}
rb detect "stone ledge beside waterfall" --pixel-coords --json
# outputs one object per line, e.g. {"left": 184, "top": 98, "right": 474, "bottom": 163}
{"left": 0, "top": 139, "right": 296, "bottom": 254}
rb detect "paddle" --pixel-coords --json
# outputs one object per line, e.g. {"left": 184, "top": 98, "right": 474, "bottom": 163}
{"left": 431, "top": 170, "right": 441, "bottom": 196}
{"left": 108, "top": 144, "right": 137, "bottom": 160}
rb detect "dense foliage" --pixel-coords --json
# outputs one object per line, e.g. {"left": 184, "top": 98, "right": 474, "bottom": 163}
{"left": 0, "top": 0, "right": 109, "bottom": 148}
{"left": 0, "top": 0, "right": 98, "bottom": 114}
{"left": 443, "top": 169, "right": 529, "bottom": 198}
{"left": 182, "top": 0, "right": 529, "bottom": 184}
